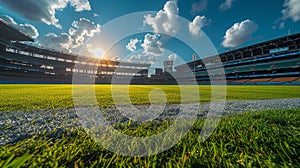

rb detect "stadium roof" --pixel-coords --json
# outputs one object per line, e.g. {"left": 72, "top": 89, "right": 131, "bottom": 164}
{"left": 0, "top": 19, "right": 34, "bottom": 42}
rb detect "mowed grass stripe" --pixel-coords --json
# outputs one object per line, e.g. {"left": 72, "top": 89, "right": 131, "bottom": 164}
{"left": 0, "top": 85, "right": 299, "bottom": 112}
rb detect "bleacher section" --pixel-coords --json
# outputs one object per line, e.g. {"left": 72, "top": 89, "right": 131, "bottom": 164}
{"left": 231, "top": 79, "right": 251, "bottom": 83}
{"left": 248, "top": 78, "right": 272, "bottom": 83}
{"left": 0, "top": 44, "right": 151, "bottom": 83}
{"left": 175, "top": 32, "right": 300, "bottom": 85}
{"left": 274, "top": 58, "right": 300, "bottom": 69}
{"left": 0, "top": 19, "right": 151, "bottom": 84}
{"left": 269, "top": 77, "right": 298, "bottom": 82}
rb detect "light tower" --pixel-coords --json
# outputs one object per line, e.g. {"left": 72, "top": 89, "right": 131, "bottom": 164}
{"left": 163, "top": 59, "right": 173, "bottom": 73}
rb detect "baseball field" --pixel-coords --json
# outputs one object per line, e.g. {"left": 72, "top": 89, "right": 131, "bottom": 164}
{"left": 0, "top": 85, "right": 299, "bottom": 167}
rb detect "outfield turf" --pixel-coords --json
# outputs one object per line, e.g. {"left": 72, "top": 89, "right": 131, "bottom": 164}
{"left": 0, "top": 85, "right": 299, "bottom": 112}
{"left": 0, "top": 85, "right": 299, "bottom": 167}
{"left": 0, "top": 108, "right": 299, "bottom": 167}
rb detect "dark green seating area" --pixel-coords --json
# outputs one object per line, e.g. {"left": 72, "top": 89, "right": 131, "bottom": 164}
{"left": 194, "top": 57, "right": 300, "bottom": 77}
{"left": 254, "top": 62, "right": 274, "bottom": 71}
{"left": 225, "top": 67, "right": 236, "bottom": 74}
{"left": 194, "top": 71, "right": 208, "bottom": 76}
{"left": 236, "top": 65, "right": 254, "bottom": 73}
{"left": 273, "top": 58, "right": 300, "bottom": 69}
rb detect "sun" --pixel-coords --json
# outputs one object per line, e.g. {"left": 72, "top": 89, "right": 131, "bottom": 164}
{"left": 91, "top": 48, "right": 105, "bottom": 59}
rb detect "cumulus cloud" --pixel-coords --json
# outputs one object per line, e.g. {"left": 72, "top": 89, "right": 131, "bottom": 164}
{"left": 189, "top": 15, "right": 207, "bottom": 36}
{"left": 39, "top": 33, "right": 72, "bottom": 51}
{"left": 69, "top": 0, "right": 91, "bottom": 12}
{"left": 0, "top": 0, "right": 91, "bottom": 28}
{"left": 128, "top": 54, "right": 158, "bottom": 64}
{"left": 222, "top": 19, "right": 258, "bottom": 48}
{"left": 220, "top": 0, "right": 235, "bottom": 10}
{"left": 144, "top": 0, "right": 180, "bottom": 35}
{"left": 38, "top": 18, "right": 100, "bottom": 51}
{"left": 141, "top": 33, "right": 164, "bottom": 56}
{"left": 282, "top": 0, "right": 300, "bottom": 22}
{"left": 191, "top": 0, "right": 207, "bottom": 15}
{"left": 167, "top": 53, "right": 177, "bottom": 60}
{"left": 69, "top": 18, "right": 101, "bottom": 48}
{"left": 0, "top": 15, "right": 39, "bottom": 39}
{"left": 126, "top": 38, "right": 140, "bottom": 52}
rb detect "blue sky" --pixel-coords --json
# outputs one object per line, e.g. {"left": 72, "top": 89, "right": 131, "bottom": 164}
{"left": 0, "top": 0, "right": 300, "bottom": 70}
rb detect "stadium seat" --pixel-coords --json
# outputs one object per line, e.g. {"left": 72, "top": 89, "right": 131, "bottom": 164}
{"left": 194, "top": 71, "right": 208, "bottom": 76}
{"left": 248, "top": 78, "right": 272, "bottom": 82}
{"left": 225, "top": 67, "right": 236, "bottom": 74}
{"left": 273, "top": 59, "right": 300, "bottom": 69}
{"left": 254, "top": 62, "right": 274, "bottom": 71}
{"left": 236, "top": 65, "right": 254, "bottom": 72}
{"left": 270, "top": 77, "right": 298, "bottom": 82}
{"left": 231, "top": 79, "right": 251, "bottom": 83}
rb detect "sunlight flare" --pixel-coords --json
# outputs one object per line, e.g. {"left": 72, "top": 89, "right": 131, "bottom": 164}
{"left": 91, "top": 48, "right": 105, "bottom": 59}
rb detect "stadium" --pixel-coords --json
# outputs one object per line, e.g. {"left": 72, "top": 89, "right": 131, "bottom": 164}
{"left": 175, "top": 32, "right": 300, "bottom": 85}
{"left": 0, "top": 2, "right": 300, "bottom": 167}
{"left": 0, "top": 19, "right": 150, "bottom": 84}
{"left": 1, "top": 17, "right": 300, "bottom": 85}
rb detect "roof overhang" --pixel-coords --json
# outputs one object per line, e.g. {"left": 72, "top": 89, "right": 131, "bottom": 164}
{"left": 0, "top": 19, "right": 34, "bottom": 42}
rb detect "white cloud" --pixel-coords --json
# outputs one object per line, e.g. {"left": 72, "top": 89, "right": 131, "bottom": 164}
{"left": 69, "top": 0, "right": 91, "bottom": 12}
{"left": 272, "top": 22, "right": 285, "bottom": 30}
{"left": 220, "top": 0, "right": 235, "bottom": 10}
{"left": 128, "top": 54, "right": 158, "bottom": 64}
{"left": 222, "top": 19, "right": 258, "bottom": 48}
{"left": 144, "top": 0, "right": 180, "bottom": 35}
{"left": 39, "top": 33, "right": 72, "bottom": 52}
{"left": 141, "top": 33, "right": 164, "bottom": 56}
{"left": 189, "top": 15, "right": 207, "bottom": 36}
{"left": 38, "top": 18, "right": 100, "bottom": 51}
{"left": 0, "top": 0, "right": 91, "bottom": 28}
{"left": 167, "top": 53, "right": 177, "bottom": 60}
{"left": 1, "top": 15, "right": 39, "bottom": 39}
{"left": 126, "top": 38, "right": 140, "bottom": 52}
{"left": 191, "top": 0, "right": 207, "bottom": 15}
{"left": 279, "top": 22, "right": 285, "bottom": 29}
{"left": 282, "top": 0, "right": 300, "bottom": 22}
{"left": 69, "top": 18, "right": 101, "bottom": 48}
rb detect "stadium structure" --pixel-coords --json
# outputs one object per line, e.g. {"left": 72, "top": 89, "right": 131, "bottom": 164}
{"left": 0, "top": 19, "right": 150, "bottom": 84}
{"left": 175, "top": 32, "right": 300, "bottom": 85}
{"left": 0, "top": 17, "right": 300, "bottom": 85}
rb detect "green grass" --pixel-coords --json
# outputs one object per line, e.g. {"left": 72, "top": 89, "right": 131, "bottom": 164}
{"left": 0, "top": 84, "right": 299, "bottom": 112}
{"left": 0, "top": 85, "right": 299, "bottom": 167}
{"left": 1, "top": 108, "right": 299, "bottom": 167}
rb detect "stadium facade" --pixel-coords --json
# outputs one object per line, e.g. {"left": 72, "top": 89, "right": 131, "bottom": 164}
{"left": 0, "top": 18, "right": 300, "bottom": 85}
{"left": 175, "top": 32, "right": 300, "bottom": 85}
{"left": 0, "top": 19, "right": 150, "bottom": 84}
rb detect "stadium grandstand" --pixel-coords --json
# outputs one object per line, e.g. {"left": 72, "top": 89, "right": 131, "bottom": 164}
{"left": 175, "top": 32, "right": 300, "bottom": 85}
{"left": 1, "top": 17, "right": 300, "bottom": 85}
{"left": 0, "top": 19, "right": 150, "bottom": 84}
